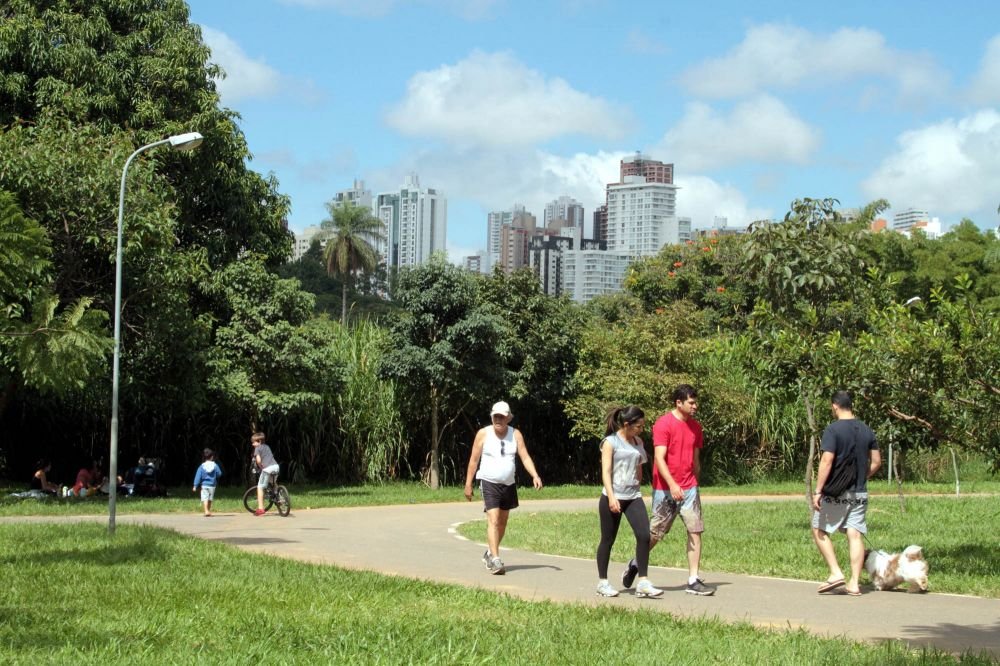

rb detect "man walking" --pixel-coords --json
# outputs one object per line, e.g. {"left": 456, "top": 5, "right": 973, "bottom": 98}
{"left": 464, "top": 401, "right": 543, "bottom": 575}
{"left": 813, "top": 390, "right": 881, "bottom": 596}
{"left": 624, "top": 384, "right": 715, "bottom": 596}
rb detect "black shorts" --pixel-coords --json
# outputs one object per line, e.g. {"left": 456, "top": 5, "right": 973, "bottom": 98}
{"left": 481, "top": 480, "right": 518, "bottom": 511}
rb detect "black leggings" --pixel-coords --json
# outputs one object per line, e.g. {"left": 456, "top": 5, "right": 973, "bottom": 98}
{"left": 596, "top": 495, "right": 650, "bottom": 579}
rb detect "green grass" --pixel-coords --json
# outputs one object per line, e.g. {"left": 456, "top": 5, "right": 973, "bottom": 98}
{"left": 4, "top": 479, "right": 997, "bottom": 516}
{"left": 458, "top": 495, "right": 1000, "bottom": 598}
{"left": 1, "top": 522, "right": 988, "bottom": 664}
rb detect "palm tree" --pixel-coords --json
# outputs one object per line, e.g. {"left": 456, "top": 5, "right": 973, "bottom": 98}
{"left": 320, "top": 201, "right": 386, "bottom": 324}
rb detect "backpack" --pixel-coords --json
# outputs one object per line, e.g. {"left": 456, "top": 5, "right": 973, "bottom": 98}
{"left": 822, "top": 425, "right": 858, "bottom": 498}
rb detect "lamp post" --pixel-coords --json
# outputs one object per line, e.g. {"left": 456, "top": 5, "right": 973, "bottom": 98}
{"left": 109, "top": 132, "right": 203, "bottom": 535}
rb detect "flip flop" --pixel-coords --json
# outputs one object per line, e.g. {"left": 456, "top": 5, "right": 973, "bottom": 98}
{"left": 817, "top": 579, "right": 846, "bottom": 593}
{"left": 845, "top": 588, "right": 862, "bottom": 596}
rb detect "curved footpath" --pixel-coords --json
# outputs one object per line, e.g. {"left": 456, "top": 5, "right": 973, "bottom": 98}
{"left": 11, "top": 496, "right": 1000, "bottom": 656}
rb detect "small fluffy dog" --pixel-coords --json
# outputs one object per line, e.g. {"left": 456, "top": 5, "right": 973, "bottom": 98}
{"left": 864, "top": 545, "right": 929, "bottom": 592}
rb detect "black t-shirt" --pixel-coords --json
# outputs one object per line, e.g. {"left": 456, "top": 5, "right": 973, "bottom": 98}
{"left": 820, "top": 419, "right": 877, "bottom": 492}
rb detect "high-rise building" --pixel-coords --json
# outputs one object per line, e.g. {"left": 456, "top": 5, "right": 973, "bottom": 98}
{"left": 620, "top": 152, "right": 673, "bottom": 184}
{"left": 335, "top": 179, "right": 373, "bottom": 209}
{"left": 291, "top": 225, "right": 323, "bottom": 261}
{"left": 528, "top": 225, "right": 606, "bottom": 296}
{"left": 543, "top": 196, "right": 585, "bottom": 232}
{"left": 892, "top": 208, "right": 930, "bottom": 233}
{"left": 498, "top": 208, "right": 537, "bottom": 273}
{"left": 486, "top": 206, "right": 523, "bottom": 272}
{"left": 562, "top": 248, "right": 632, "bottom": 303}
{"left": 375, "top": 173, "right": 446, "bottom": 270}
{"left": 593, "top": 204, "right": 608, "bottom": 242}
{"left": 606, "top": 175, "right": 690, "bottom": 257}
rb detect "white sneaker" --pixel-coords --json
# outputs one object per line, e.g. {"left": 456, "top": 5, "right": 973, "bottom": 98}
{"left": 490, "top": 556, "right": 506, "bottom": 575}
{"left": 635, "top": 579, "right": 663, "bottom": 598}
{"left": 596, "top": 580, "right": 619, "bottom": 597}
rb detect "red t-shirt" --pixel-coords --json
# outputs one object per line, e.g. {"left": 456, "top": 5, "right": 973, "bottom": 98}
{"left": 651, "top": 412, "right": 703, "bottom": 491}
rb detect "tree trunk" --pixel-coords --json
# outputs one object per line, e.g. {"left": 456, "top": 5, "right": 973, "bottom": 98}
{"left": 429, "top": 387, "right": 440, "bottom": 489}
{"left": 341, "top": 280, "right": 348, "bottom": 325}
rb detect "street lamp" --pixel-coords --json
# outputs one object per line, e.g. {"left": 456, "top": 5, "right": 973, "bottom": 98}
{"left": 109, "top": 131, "right": 203, "bottom": 535}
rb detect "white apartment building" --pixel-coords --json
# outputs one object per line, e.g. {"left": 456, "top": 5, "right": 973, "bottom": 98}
{"left": 375, "top": 173, "right": 446, "bottom": 270}
{"left": 543, "top": 196, "right": 585, "bottom": 231}
{"left": 562, "top": 248, "right": 632, "bottom": 304}
{"left": 893, "top": 207, "right": 943, "bottom": 239}
{"left": 606, "top": 176, "right": 690, "bottom": 257}
{"left": 291, "top": 224, "right": 323, "bottom": 261}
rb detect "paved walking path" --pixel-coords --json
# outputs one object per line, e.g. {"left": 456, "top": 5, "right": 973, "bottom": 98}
{"left": 14, "top": 496, "right": 1000, "bottom": 656}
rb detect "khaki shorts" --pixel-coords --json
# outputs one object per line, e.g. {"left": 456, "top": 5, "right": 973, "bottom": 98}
{"left": 650, "top": 486, "right": 704, "bottom": 540}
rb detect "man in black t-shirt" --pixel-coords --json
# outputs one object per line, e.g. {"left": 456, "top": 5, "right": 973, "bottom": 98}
{"left": 811, "top": 390, "right": 881, "bottom": 596}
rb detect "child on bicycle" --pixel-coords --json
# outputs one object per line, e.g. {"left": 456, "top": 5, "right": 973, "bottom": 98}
{"left": 192, "top": 448, "right": 223, "bottom": 517}
{"left": 251, "top": 432, "right": 279, "bottom": 516}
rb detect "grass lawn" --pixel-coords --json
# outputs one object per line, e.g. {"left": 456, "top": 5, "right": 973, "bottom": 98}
{"left": 3, "top": 479, "right": 997, "bottom": 516}
{"left": 1, "top": 522, "right": 990, "bottom": 664}
{"left": 457, "top": 495, "right": 1000, "bottom": 598}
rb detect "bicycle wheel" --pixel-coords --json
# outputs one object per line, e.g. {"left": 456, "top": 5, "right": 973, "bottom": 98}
{"left": 275, "top": 485, "right": 291, "bottom": 516}
{"left": 242, "top": 486, "right": 273, "bottom": 513}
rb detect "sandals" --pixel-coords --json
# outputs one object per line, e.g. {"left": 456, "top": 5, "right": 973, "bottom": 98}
{"left": 817, "top": 578, "right": 846, "bottom": 594}
{"left": 844, "top": 588, "right": 862, "bottom": 596}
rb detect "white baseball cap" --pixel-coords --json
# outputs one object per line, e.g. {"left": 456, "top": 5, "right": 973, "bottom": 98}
{"left": 490, "top": 401, "right": 512, "bottom": 417}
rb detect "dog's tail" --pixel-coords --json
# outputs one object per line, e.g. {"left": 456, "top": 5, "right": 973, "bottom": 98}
{"left": 903, "top": 545, "right": 924, "bottom": 560}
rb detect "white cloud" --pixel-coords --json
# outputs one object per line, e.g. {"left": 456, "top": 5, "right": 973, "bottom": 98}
{"left": 201, "top": 27, "right": 324, "bottom": 106}
{"left": 862, "top": 110, "right": 1000, "bottom": 215}
{"left": 968, "top": 34, "right": 1000, "bottom": 105}
{"left": 675, "top": 175, "right": 773, "bottom": 229}
{"left": 656, "top": 95, "right": 820, "bottom": 170}
{"left": 385, "top": 51, "right": 631, "bottom": 146}
{"left": 201, "top": 27, "right": 283, "bottom": 102}
{"left": 679, "top": 24, "right": 948, "bottom": 103}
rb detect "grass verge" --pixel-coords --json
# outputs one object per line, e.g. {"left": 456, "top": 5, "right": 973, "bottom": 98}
{"left": 1, "top": 522, "right": 988, "bottom": 664}
{"left": 457, "top": 495, "right": 1000, "bottom": 598}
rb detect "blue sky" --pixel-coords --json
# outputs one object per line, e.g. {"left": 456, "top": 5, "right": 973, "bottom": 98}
{"left": 187, "top": 0, "right": 1000, "bottom": 260}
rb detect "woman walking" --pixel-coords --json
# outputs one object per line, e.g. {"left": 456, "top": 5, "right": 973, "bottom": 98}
{"left": 595, "top": 406, "right": 662, "bottom": 598}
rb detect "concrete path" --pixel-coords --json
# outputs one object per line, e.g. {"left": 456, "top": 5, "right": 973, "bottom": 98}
{"left": 15, "top": 497, "right": 1000, "bottom": 656}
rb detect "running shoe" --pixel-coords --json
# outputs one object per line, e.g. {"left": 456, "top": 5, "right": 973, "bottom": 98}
{"left": 686, "top": 578, "right": 715, "bottom": 596}
{"left": 490, "top": 556, "right": 506, "bottom": 575}
{"left": 635, "top": 579, "right": 664, "bottom": 598}
{"left": 621, "top": 558, "right": 639, "bottom": 589}
{"left": 596, "top": 580, "right": 619, "bottom": 597}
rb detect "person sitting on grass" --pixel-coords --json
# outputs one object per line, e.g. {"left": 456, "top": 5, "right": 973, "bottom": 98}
{"left": 30, "top": 459, "right": 61, "bottom": 495}
{"left": 71, "top": 460, "right": 100, "bottom": 498}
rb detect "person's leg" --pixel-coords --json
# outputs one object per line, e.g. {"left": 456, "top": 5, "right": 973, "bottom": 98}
{"left": 486, "top": 508, "right": 509, "bottom": 557}
{"left": 621, "top": 498, "right": 651, "bottom": 577}
{"left": 812, "top": 527, "right": 845, "bottom": 582}
{"left": 596, "top": 495, "right": 623, "bottom": 579}
{"left": 648, "top": 489, "right": 677, "bottom": 552}
{"left": 845, "top": 528, "right": 864, "bottom": 592}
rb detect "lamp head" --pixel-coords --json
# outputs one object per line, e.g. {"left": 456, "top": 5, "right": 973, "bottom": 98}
{"left": 168, "top": 132, "right": 204, "bottom": 152}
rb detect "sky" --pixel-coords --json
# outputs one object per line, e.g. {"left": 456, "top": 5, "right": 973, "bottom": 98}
{"left": 186, "top": 0, "right": 1000, "bottom": 261}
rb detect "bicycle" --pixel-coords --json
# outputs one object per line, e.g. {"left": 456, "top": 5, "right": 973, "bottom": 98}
{"left": 242, "top": 469, "right": 291, "bottom": 517}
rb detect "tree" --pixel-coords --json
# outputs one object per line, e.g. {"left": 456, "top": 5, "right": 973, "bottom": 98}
{"left": 0, "top": 191, "right": 108, "bottom": 419}
{"left": 320, "top": 201, "right": 386, "bottom": 324}
{"left": 379, "top": 255, "right": 504, "bottom": 489}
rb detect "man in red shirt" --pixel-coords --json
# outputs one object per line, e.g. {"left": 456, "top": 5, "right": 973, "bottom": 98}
{"left": 622, "top": 384, "right": 715, "bottom": 596}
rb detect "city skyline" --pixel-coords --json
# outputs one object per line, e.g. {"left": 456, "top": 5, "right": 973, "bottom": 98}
{"left": 187, "top": 1, "right": 1000, "bottom": 262}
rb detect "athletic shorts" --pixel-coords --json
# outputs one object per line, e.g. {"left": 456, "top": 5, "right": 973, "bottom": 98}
{"left": 258, "top": 464, "right": 280, "bottom": 489}
{"left": 812, "top": 492, "right": 869, "bottom": 534}
{"left": 650, "top": 486, "right": 704, "bottom": 539}
{"left": 481, "top": 480, "right": 518, "bottom": 511}
{"left": 200, "top": 486, "right": 217, "bottom": 503}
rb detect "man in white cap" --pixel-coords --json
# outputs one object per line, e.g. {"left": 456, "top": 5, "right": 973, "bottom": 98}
{"left": 464, "top": 400, "right": 543, "bottom": 574}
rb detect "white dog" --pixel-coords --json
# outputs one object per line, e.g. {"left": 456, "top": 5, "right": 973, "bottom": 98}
{"left": 864, "top": 545, "right": 929, "bottom": 592}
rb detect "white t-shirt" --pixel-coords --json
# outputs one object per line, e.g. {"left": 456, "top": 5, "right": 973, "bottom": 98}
{"left": 600, "top": 433, "right": 647, "bottom": 501}
{"left": 476, "top": 426, "right": 517, "bottom": 486}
